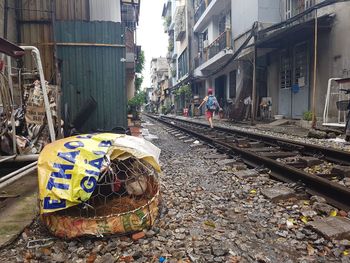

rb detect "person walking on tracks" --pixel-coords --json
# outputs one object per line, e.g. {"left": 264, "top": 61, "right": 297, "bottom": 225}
{"left": 198, "top": 88, "right": 221, "bottom": 129}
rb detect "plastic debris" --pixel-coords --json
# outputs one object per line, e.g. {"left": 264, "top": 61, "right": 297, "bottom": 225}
{"left": 330, "top": 210, "right": 338, "bottom": 217}
{"left": 204, "top": 220, "right": 216, "bottom": 228}
{"left": 300, "top": 216, "right": 309, "bottom": 224}
{"left": 27, "top": 238, "right": 56, "bottom": 249}
{"left": 286, "top": 218, "right": 295, "bottom": 228}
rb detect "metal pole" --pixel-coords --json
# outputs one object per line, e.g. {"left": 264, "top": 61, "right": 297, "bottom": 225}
{"left": 312, "top": 9, "right": 318, "bottom": 128}
{"left": 51, "top": 0, "right": 62, "bottom": 139}
{"left": 20, "top": 46, "right": 56, "bottom": 142}
{"left": 4, "top": 0, "right": 8, "bottom": 38}
{"left": 7, "top": 56, "right": 17, "bottom": 154}
{"left": 251, "top": 37, "right": 257, "bottom": 125}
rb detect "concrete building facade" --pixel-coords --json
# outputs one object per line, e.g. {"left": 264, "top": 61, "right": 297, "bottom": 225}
{"left": 167, "top": 0, "right": 350, "bottom": 122}
{"left": 258, "top": 1, "right": 350, "bottom": 120}
{"left": 149, "top": 57, "right": 169, "bottom": 112}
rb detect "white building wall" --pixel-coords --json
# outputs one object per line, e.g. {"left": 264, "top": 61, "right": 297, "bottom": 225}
{"left": 231, "top": 0, "right": 281, "bottom": 39}
{"left": 231, "top": 0, "right": 258, "bottom": 39}
{"left": 258, "top": 0, "right": 283, "bottom": 27}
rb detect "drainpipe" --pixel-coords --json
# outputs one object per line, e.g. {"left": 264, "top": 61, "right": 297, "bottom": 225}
{"left": 311, "top": 9, "right": 318, "bottom": 128}
{"left": 186, "top": 0, "right": 193, "bottom": 107}
{"left": 7, "top": 55, "right": 17, "bottom": 154}
{"left": 15, "top": 0, "right": 20, "bottom": 43}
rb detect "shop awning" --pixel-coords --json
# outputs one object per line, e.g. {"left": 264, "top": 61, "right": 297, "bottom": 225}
{"left": 256, "top": 14, "right": 334, "bottom": 49}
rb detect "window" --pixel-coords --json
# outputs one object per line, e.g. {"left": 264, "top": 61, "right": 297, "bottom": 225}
{"left": 280, "top": 43, "right": 308, "bottom": 89}
{"left": 229, "top": 71, "right": 236, "bottom": 98}
{"left": 294, "top": 43, "right": 308, "bottom": 86}
{"left": 178, "top": 49, "right": 188, "bottom": 78}
{"left": 285, "top": 0, "right": 292, "bottom": 19}
{"left": 198, "top": 33, "right": 204, "bottom": 53}
{"left": 285, "top": 0, "right": 316, "bottom": 19}
{"left": 280, "top": 50, "right": 292, "bottom": 89}
{"left": 305, "top": 0, "right": 315, "bottom": 9}
{"left": 121, "top": 4, "right": 137, "bottom": 30}
{"left": 198, "top": 30, "right": 208, "bottom": 53}
{"left": 218, "top": 15, "right": 226, "bottom": 34}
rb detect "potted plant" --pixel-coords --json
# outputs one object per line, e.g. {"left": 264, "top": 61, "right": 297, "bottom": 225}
{"left": 128, "top": 91, "right": 146, "bottom": 120}
{"left": 300, "top": 111, "right": 313, "bottom": 129}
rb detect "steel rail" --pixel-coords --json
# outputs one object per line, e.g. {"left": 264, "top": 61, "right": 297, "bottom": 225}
{"left": 160, "top": 115, "right": 350, "bottom": 166}
{"left": 147, "top": 115, "right": 350, "bottom": 211}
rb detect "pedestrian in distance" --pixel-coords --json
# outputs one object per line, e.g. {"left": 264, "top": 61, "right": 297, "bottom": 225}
{"left": 198, "top": 88, "right": 221, "bottom": 129}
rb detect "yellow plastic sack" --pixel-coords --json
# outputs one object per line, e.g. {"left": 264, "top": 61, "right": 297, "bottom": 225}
{"left": 38, "top": 133, "right": 161, "bottom": 215}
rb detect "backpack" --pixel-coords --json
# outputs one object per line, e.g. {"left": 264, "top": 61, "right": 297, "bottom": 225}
{"left": 206, "top": 95, "right": 219, "bottom": 111}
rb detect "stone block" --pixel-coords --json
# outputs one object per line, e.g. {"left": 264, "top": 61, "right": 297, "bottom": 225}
{"left": 308, "top": 217, "right": 350, "bottom": 240}
{"left": 234, "top": 169, "right": 259, "bottom": 179}
{"left": 307, "top": 129, "right": 327, "bottom": 139}
{"left": 261, "top": 186, "right": 295, "bottom": 202}
{"left": 132, "top": 231, "right": 146, "bottom": 241}
{"left": 216, "top": 159, "right": 239, "bottom": 167}
{"left": 204, "top": 154, "right": 229, "bottom": 160}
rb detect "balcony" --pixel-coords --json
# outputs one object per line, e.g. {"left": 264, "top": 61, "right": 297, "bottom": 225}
{"left": 194, "top": 0, "right": 211, "bottom": 24}
{"left": 194, "top": 30, "right": 233, "bottom": 76}
{"left": 207, "top": 30, "right": 230, "bottom": 59}
{"left": 174, "top": 6, "right": 186, "bottom": 41}
{"left": 194, "top": 0, "right": 230, "bottom": 33}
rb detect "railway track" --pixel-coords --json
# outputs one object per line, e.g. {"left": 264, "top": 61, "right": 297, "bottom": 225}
{"left": 146, "top": 114, "right": 350, "bottom": 211}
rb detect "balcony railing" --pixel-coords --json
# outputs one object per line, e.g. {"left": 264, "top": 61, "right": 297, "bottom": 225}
{"left": 195, "top": 30, "right": 231, "bottom": 68}
{"left": 194, "top": 0, "right": 212, "bottom": 24}
{"left": 285, "top": 0, "right": 317, "bottom": 21}
{"left": 207, "top": 30, "right": 230, "bottom": 59}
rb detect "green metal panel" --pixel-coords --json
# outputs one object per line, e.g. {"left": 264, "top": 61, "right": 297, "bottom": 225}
{"left": 55, "top": 21, "right": 127, "bottom": 132}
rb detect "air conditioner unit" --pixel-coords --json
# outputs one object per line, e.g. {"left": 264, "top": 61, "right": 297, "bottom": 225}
{"left": 203, "top": 40, "right": 209, "bottom": 48}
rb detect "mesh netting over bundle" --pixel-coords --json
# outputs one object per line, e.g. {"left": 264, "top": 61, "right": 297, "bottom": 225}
{"left": 57, "top": 157, "right": 159, "bottom": 218}
{"left": 39, "top": 134, "right": 161, "bottom": 238}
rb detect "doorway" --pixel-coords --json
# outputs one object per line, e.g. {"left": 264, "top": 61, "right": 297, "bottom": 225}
{"left": 215, "top": 75, "right": 227, "bottom": 106}
{"left": 278, "top": 42, "right": 309, "bottom": 118}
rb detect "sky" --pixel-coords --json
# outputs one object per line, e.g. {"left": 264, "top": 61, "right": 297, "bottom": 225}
{"left": 137, "top": 0, "right": 168, "bottom": 89}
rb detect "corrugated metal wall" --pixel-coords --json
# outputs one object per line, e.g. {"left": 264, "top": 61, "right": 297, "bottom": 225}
{"left": 15, "top": 1, "right": 128, "bottom": 131}
{"left": 55, "top": 21, "right": 127, "bottom": 131}
{"left": 17, "top": 0, "right": 90, "bottom": 80}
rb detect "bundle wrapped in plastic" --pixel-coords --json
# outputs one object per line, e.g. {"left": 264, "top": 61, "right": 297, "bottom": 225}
{"left": 38, "top": 133, "right": 161, "bottom": 238}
